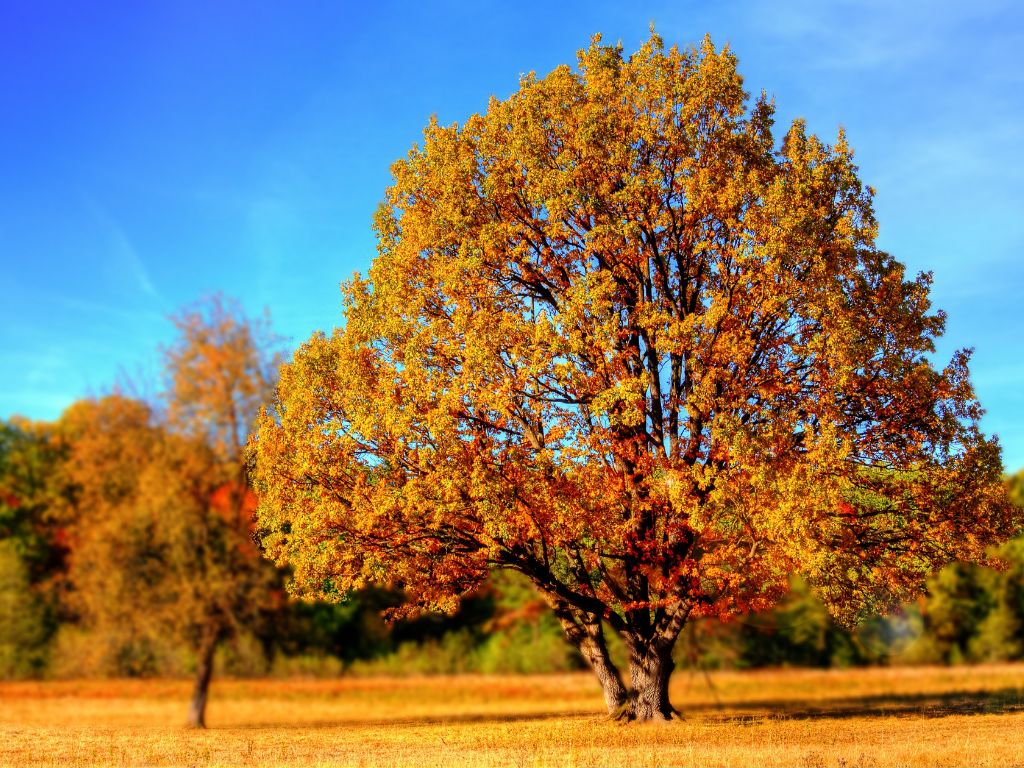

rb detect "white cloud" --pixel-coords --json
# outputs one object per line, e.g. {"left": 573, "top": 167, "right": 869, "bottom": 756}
{"left": 743, "top": 0, "right": 1017, "bottom": 73}
{"left": 85, "top": 198, "right": 166, "bottom": 305}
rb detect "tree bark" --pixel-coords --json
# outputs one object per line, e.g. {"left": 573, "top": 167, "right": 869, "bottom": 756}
{"left": 536, "top": 576, "right": 688, "bottom": 722}
{"left": 622, "top": 642, "right": 678, "bottom": 721}
{"left": 578, "top": 620, "right": 629, "bottom": 714}
{"left": 551, "top": 603, "right": 628, "bottom": 714}
{"left": 186, "top": 626, "right": 218, "bottom": 729}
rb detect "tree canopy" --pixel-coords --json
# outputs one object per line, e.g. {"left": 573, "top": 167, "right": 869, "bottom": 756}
{"left": 252, "top": 34, "right": 1018, "bottom": 720}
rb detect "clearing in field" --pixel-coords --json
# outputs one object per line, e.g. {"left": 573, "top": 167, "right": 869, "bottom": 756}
{"left": 1, "top": 664, "right": 1022, "bottom": 767}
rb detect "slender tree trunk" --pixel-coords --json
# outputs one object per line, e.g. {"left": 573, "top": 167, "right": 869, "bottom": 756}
{"left": 551, "top": 603, "right": 628, "bottom": 714}
{"left": 187, "top": 626, "right": 218, "bottom": 729}
{"left": 578, "top": 620, "right": 629, "bottom": 714}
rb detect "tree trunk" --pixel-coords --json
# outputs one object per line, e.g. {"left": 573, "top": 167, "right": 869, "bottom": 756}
{"left": 578, "top": 622, "right": 629, "bottom": 714}
{"left": 536, "top": 580, "right": 688, "bottom": 721}
{"left": 551, "top": 603, "right": 628, "bottom": 714}
{"left": 186, "top": 627, "right": 218, "bottom": 729}
{"left": 622, "top": 643, "right": 678, "bottom": 722}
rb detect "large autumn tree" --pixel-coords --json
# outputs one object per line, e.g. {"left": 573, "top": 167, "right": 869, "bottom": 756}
{"left": 252, "top": 35, "right": 1018, "bottom": 720}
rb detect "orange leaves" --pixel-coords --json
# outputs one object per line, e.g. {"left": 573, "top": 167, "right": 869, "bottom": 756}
{"left": 52, "top": 297, "right": 285, "bottom": 670}
{"left": 209, "top": 482, "right": 257, "bottom": 529}
{"left": 163, "top": 294, "right": 282, "bottom": 466}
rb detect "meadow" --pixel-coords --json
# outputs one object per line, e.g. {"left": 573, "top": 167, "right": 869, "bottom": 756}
{"left": 1, "top": 665, "right": 1023, "bottom": 767}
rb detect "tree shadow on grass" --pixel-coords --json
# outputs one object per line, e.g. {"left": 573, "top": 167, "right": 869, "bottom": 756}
{"left": 691, "top": 687, "right": 1024, "bottom": 722}
{"left": 231, "top": 689, "right": 1023, "bottom": 729}
{"left": 234, "top": 710, "right": 600, "bottom": 730}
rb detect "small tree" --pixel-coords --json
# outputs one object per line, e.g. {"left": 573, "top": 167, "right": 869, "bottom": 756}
{"left": 252, "top": 35, "right": 1018, "bottom": 720}
{"left": 161, "top": 295, "right": 282, "bottom": 727}
{"left": 0, "top": 540, "right": 50, "bottom": 678}
{"left": 59, "top": 297, "right": 282, "bottom": 727}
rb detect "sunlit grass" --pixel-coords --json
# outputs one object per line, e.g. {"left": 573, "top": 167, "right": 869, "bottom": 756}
{"left": 2, "top": 665, "right": 1023, "bottom": 767}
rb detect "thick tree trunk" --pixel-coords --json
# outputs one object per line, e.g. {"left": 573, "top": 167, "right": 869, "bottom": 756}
{"left": 535, "top": 578, "right": 689, "bottom": 721}
{"left": 186, "top": 628, "right": 218, "bottom": 729}
{"left": 623, "top": 643, "right": 678, "bottom": 722}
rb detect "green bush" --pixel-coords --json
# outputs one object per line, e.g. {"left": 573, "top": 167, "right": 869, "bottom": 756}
{"left": 0, "top": 541, "right": 49, "bottom": 678}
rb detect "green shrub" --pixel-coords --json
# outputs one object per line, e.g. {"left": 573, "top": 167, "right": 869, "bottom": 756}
{"left": 0, "top": 541, "right": 49, "bottom": 678}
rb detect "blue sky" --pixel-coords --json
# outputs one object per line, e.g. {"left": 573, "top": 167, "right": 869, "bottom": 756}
{"left": 1, "top": 1, "right": 1022, "bottom": 469}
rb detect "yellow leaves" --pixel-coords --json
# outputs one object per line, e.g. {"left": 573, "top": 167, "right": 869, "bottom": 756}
{"left": 252, "top": 31, "right": 1018, "bottom": 634}
{"left": 588, "top": 375, "right": 649, "bottom": 428}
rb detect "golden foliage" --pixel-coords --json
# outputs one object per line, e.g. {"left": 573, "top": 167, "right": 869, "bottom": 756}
{"left": 252, "top": 33, "right": 1018, "bottom": 715}
{"left": 164, "top": 294, "right": 282, "bottom": 466}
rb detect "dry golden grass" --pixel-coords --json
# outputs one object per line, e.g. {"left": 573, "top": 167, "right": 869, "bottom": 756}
{"left": 2, "top": 665, "right": 1023, "bottom": 767}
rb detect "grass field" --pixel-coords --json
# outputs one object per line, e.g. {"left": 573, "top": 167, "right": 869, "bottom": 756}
{"left": 2, "top": 665, "right": 1023, "bottom": 767}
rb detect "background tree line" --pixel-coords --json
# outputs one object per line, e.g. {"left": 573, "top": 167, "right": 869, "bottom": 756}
{"left": 1, "top": 296, "right": 1023, "bottom": 697}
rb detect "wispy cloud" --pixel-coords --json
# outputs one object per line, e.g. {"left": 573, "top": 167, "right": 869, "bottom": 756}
{"left": 85, "top": 198, "right": 166, "bottom": 305}
{"left": 745, "top": 0, "right": 1016, "bottom": 73}
{"left": 47, "top": 293, "right": 165, "bottom": 325}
